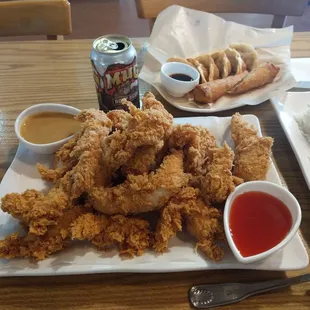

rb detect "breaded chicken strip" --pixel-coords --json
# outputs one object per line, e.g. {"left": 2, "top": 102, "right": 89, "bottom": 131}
{"left": 121, "top": 142, "right": 164, "bottom": 175}
{"left": 200, "top": 143, "right": 240, "bottom": 204}
{"left": 108, "top": 97, "right": 169, "bottom": 176}
{"left": 1, "top": 189, "right": 43, "bottom": 223}
{"left": 101, "top": 93, "right": 173, "bottom": 178}
{"left": 54, "top": 134, "right": 81, "bottom": 166}
{"left": 37, "top": 109, "right": 112, "bottom": 194}
{"left": 89, "top": 150, "right": 189, "bottom": 215}
{"left": 71, "top": 213, "right": 152, "bottom": 257}
{"left": 154, "top": 187, "right": 195, "bottom": 253}
{"left": 186, "top": 202, "right": 225, "bottom": 261}
{"left": 231, "top": 113, "right": 273, "bottom": 181}
{"left": 36, "top": 164, "right": 72, "bottom": 183}
{"left": 107, "top": 99, "right": 167, "bottom": 176}
{"left": 155, "top": 187, "right": 224, "bottom": 261}
{"left": 168, "top": 124, "right": 217, "bottom": 176}
{"left": 108, "top": 108, "right": 166, "bottom": 175}
{"left": 107, "top": 109, "right": 133, "bottom": 131}
{"left": 0, "top": 206, "right": 87, "bottom": 260}
{"left": 1, "top": 188, "right": 69, "bottom": 236}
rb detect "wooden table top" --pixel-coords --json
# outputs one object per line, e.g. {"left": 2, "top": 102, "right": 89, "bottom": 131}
{"left": 0, "top": 33, "right": 310, "bottom": 310}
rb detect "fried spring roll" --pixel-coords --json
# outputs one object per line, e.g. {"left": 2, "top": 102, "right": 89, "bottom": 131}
{"left": 227, "top": 63, "right": 280, "bottom": 95}
{"left": 193, "top": 71, "right": 248, "bottom": 104}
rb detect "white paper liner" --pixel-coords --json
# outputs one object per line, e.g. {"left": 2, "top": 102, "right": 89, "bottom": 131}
{"left": 139, "top": 5, "right": 297, "bottom": 113}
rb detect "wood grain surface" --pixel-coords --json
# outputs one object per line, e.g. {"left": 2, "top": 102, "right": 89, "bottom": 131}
{"left": 0, "top": 34, "right": 309, "bottom": 309}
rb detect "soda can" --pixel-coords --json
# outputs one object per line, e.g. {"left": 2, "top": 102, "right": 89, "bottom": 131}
{"left": 90, "top": 35, "right": 140, "bottom": 112}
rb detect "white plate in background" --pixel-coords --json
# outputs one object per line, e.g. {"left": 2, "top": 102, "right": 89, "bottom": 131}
{"left": 0, "top": 116, "right": 308, "bottom": 277}
{"left": 271, "top": 92, "right": 310, "bottom": 189}
{"left": 139, "top": 5, "right": 296, "bottom": 113}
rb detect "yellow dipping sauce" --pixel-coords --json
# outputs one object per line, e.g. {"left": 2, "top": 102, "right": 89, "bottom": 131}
{"left": 20, "top": 112, "right": 81, "bottom": 144}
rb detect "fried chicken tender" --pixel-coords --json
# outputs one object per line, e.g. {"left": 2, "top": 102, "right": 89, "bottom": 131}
{"left": 37, "top": 109, "right": 112, "bottom": 194}
{"left": 41, "top": 109, "right": 111, "bottom": 183}
{"left": 1, "top": 189, "right": 43, "bottom": 223}
{"left": 1, "top": 188, "right": 69, "bottom": 236}
{"left": 154, "top": 187, "right": 196, "bottom": 253}
{"left": 36, "top": 164, "right": 71, "bottom": 183}
{"left": 107, "top": 97, "right": 170, "bottom": 176}
{"left": 121, "top": 142, "right": 164, "bottom": 175}
{"left": 186, "top": 202, "right": 225, "bottom": 261}
{"left": 168, "top": 124, "right": 217, "bottom": 176}
{"left": 200, "top": 142, "right": 239, "bottom": 204}
{"left": 71, "top": 213, "right": 152, "bottom": 257}
{"left": 107, "top": 109, "right": 133, "bottom": 131}
{"left": 0, "top": 206, "right": 87, "bottom": 260}
{"left": 101, "top": 93, "right": 174, "bottom": 178}
{"left": 63, "top": 110, "right": 112, "bottom": 196}
{"left": 89, "top": 150, "right": 189, "bottom": 215}
{"left": 231, "top": 113, "right": 273, "bottom": 181}
{"left": 155, "top": 187, "right": 224, "bottom": 261}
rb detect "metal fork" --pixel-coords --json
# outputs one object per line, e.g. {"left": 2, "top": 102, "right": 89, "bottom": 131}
{"left": 189, "top": 273, "right": 310, "bottom": 308}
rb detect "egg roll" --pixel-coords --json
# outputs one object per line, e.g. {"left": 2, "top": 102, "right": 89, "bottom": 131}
{"left": 193, "top": 71, "right": 248, "bottom": 104}
{"left": 227, "top": 63, "right": 280, "bottom": 95}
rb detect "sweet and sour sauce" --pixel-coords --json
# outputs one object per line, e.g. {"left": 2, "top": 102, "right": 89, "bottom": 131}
{"left": 229, "top": 191, "right": 292, "bottom": 257}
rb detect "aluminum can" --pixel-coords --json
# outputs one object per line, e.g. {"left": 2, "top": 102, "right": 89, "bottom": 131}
{"left": 90, "top": 35, "right": 140, "bottom": 112}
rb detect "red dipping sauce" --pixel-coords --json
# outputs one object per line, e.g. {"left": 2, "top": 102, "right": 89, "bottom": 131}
{"left": 229, "top": 191, "right": 292, "bottom": 257}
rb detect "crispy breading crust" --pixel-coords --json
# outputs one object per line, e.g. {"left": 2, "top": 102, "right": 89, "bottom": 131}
{"left": 0, "top": 95, "right": 274, "bottom": 263}
{"left": 231, "top": 113, "right": 273, "bottom": 181}
{"left": 200, "top": 142, "right": 237, "bottom": 204}
{"left": 155, "top": 187, "right": 225, "bottom": 261}
{"left": 89, "top": 150, "right": 189, "bottom": 215}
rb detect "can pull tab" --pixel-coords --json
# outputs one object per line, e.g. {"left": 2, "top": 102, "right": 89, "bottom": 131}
{"left": 100, "top": 38, "right": 118, "bottom": 50}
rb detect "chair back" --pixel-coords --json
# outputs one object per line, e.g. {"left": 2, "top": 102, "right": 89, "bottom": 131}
{"left": 135, "top": 0, "right": 308, "bottom": 28}
{"left": 0, "top": 0, "right": 72, "bottom": 40}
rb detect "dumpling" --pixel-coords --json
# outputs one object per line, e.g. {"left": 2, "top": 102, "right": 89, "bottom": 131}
{"left": 195, "top": 54, "right": 220, "bottom": 81}
{"left": 187, "top": 58, "right": 208, "bottom": 83}
{"left": 211, "top": 51, "right": 231, "bottom": 78}
{"left": 224, "top": 48, "right": 247, "bottom": 75}
{"left": 230, "top": 43, "right": 258, "bottom": 71}
{"left": 167, "top": 57, "right": 195, "bottom": 68}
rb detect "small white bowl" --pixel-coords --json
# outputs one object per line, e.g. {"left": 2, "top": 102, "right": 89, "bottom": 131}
{"left": 15, "top": 103, "right": 81, "bottom": 155}
{"left": 224, "top": 181, "right": 302, "bottom": 264}
{"left": 160, "top": 62, "right": 200, "bottom": 97}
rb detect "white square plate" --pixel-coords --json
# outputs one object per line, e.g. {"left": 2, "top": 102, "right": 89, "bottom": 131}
{"left": 271, "top": 92, "right": 310, "bottom": 189}
{"left": 0, "top": 116, "right": 308, "bottom": 277}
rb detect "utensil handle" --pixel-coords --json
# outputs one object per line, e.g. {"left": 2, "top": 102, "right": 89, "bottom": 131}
{"left": 244, "top": 273, "right": 310, "bottom": 296}
{"left": 189, "top": 274, "right": 310, "bottom": 309}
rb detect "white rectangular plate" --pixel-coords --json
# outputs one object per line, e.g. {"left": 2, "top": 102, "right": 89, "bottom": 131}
{"left": 0, "top": 115, "right": 308, "bottom": 277}
{"left": 271, "top": 92, "right": 310, "bottom": 189}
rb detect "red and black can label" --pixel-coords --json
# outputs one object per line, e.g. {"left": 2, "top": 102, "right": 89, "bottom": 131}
{"left": 91, "top": 57, "right": 139, "bottom": 112}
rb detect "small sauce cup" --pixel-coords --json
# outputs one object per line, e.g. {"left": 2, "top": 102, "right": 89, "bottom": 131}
{"left": 15, "top": 103, "right": 81, "bottom": 154}
{"left": 224, "top": 181, "right": 302, "bottom": 264}
{"left": 160, "top": 62, "right": 200, "bottom": 97}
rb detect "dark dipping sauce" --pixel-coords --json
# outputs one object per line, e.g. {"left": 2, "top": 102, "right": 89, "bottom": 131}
{"left": 169, "top": 73, "right": 193, "bottom": 82}
{"left": 229, "top": 191, "right": 292, "bottom": 257}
